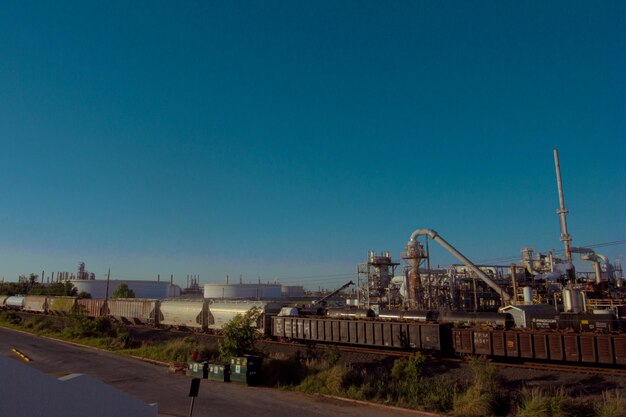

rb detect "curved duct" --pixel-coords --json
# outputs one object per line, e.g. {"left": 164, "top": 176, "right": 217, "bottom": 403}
{"left": 408, "top": 229, "right": 512, "bottom": 303}
{"left": 572, "top": 247, "right": 604, "bottom": 284}
{"left": 521, "top": 247, "right": 542, "bottom": 276}
{"left": 596, "top": 254, "right": 613, "bottom": 283}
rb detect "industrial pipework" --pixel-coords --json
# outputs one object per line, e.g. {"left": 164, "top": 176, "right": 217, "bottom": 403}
{"left": 554, "top": 149, "right": 573, "bottom": 263}
{"left": 406, "top": 229, "right": 512, "bottom": 303}
{"left": 572, "top": 247, "right": 612, "bottom": 284}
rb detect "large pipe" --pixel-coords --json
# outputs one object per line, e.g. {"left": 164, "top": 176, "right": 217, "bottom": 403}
{"left": 596, "top": 254, "right": 613, "bottom": 283}
{"left": 575, "top": 248, "right": 612, "bottom": 284}
{"left": 408, "top": 229, "right": 512, "bottom": 303}
{"left": 510, "top": 264, "right": 518, "bottom": 305}
{"left": 521, "top": 247, "right": 542, "bottom": 275}
{"left": 554, "top": 149, "right": 573, "bottom": 263}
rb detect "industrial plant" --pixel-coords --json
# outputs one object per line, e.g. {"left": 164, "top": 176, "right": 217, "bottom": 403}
{"left": 2, "top": 149, "right": 624, "bottom": 367}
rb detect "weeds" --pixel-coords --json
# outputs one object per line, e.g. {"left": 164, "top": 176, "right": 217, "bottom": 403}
{"left": 122, "top": 338, "right": 215, "bottom": 363}
{"left": 516, "top": 386, "right": 577, "bottom": 417}
{"left": 594, "top": 390, "right": 626, "bottom": 417}
{"left": 452, "top": 357, "right": 505, "bottom": 417}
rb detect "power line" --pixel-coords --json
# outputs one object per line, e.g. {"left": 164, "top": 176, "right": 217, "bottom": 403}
{"left": 476, "top": 239, "right": 626, "bottom": 264}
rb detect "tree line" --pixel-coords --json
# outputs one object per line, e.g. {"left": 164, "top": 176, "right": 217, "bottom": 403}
{"left": 0, "top": 273, "right": 90, "bottom": 298}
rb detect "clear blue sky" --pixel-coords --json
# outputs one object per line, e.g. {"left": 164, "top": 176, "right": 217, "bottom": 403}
{"left": 1, "top": 1, "right": 624, "bottom": 290}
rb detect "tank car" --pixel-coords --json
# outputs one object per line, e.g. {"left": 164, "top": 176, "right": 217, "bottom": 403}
{"left": 440, "top": 311, "right": 513, "bottom": 329}
{"left": 5, "top": 295, "right": 25, "bottom": 310}
{"left": 378, "top": 310, "right": 439, "bottom": 322}
{"left": 326, "top": 308, "right": 375, "bottom": 319}
{"left": 557, "top": 312, "right": 619, "bottom": 333}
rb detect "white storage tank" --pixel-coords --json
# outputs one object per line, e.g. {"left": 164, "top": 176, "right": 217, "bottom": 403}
{"left": 281, "top": 285, "right": 304, "bottom": 297}
{"left": 71, "top": 280, "right": 182, "bottom": 299}
{"left": 563, "top": 287, "right": 585, "bottom": 313}
{"left": 523, "top": 287, "right": 533, "bottom": 305}
{"left": 203, "top": 283, "right": 281, "bottom": 300}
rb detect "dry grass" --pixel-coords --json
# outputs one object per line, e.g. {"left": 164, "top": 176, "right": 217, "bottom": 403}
{"left": 594, "top": 390, "right": 626, "bottom": 417}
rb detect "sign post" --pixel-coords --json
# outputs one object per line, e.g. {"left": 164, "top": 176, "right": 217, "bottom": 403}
{"left": 188, "top": 378, "right": 200, "bottom": 417}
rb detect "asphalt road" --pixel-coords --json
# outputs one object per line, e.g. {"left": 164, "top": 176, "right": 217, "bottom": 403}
{"left": 0, "top": 327, "right": 428, "bottom": 417}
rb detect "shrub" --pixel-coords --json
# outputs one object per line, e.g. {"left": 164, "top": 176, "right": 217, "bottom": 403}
{"left": 0, "top": 310, "right": 21, "bottom": 325}
{"left": 324, "top": 346, "right": 341, "bottom": 367}
{"left": 391, "top": 352, "right": 426, "bottom": 380}
{"left": 297, "top": 365, "right": 347, "bottom": 395}
{"left": 453, "top": 385, "right": 496, "bottom": 417}
{"left": 29, "top": 316, "right": 58, "bottom": 333}
{"left": 421, "top": 377, "right": 454, "bottom": 412}
{"left": 62, "top": 315, "right": 98, "bottom": 338}
{"left": 218, "top": 307, "right": 261, "bottom": 360}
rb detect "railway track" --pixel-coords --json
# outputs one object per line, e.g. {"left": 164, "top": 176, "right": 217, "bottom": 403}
{"left": 492, "top": 359, "right": 626, "bottom": 377}
{"left": 265, "top": 339, "right": 414, "bottom": 357}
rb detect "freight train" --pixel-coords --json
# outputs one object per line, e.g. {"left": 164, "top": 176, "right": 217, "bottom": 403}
{"left": 271, "top": 307, "right": 626, "bottom": 366}
{"left": 0, "top": 294, "right": 281, "bottom": 333}
{"left": 2, "top": 294, "right": 625, "bottom": 366}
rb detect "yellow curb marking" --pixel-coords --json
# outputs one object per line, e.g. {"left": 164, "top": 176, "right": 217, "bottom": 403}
{"left": 11, "top": 348, "right": 31, "bottom": 362}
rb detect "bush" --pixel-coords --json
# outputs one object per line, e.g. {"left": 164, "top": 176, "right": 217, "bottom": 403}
{"left": 218, "top": 307, "right": 261, "bottom": 360}
{"left": 297, "top": 365, "right": 347, "bottom": 395}
{"left": 391, "top": 352, "right": 426, "bottom": 380}
{"left": 324, "top": 346, "right": 341, "bottom": 367}
{"left": 62, "top": 315, "right": 98, "bottom": 338}
{"left": 0, "top": 310, "right": 22, "bottom": 325}
{"left": 27, "top": 316, "right": 58, "bottom": 333}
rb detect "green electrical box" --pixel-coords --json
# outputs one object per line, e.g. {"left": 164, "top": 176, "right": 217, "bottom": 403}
{"left": 230, "top": 355, "right": 263, "bottom": 385}
{"left": 207, "top": 363, "right": 230, "bottom": 382}
{"left": 187, "top": 361, "right": 208, "bottom": 379}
